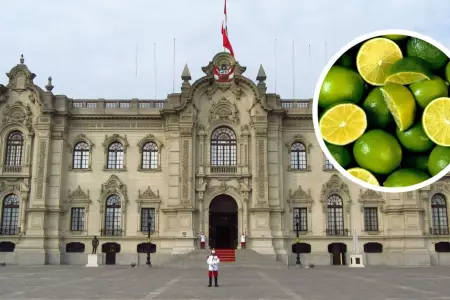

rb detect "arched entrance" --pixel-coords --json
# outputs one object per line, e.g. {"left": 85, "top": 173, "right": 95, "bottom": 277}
{"left": 209, "top": 195, "right": 238, "bottom": 249}
{"left": 328, "top": 242, "right": 347, "bottom": 265}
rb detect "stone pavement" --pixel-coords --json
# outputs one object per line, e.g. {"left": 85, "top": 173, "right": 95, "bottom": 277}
{"left": 1, "top": 264, "right": 450, "bottom": 300}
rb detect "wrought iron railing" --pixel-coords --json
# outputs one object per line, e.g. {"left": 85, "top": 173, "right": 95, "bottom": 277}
{"left": 430, "top": 227, "right": 450, "bottom": 235}
{"left": 0, "top": 226, "right": 20, "bottom": 235}
{"left": 101, "top": 228, "right": 123, "bottom": 236}
{"left": 210, "top": 166, "right": 237, "bottom": 174}
{"left": 326, "top": 228, "right": 349, "bottom": 236}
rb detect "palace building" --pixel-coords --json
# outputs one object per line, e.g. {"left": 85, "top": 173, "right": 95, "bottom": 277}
{"left": 0, "top": 52, "right": 449, "bottom": 266}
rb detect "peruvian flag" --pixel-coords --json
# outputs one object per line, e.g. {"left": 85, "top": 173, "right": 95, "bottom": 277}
{"left": 222, "top": 0, "right": 234, "bottom": 56}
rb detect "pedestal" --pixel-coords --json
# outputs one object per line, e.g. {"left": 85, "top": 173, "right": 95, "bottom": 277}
{"left": 349, "top": 254, "right": 365, "bottom": 268}
{"left": 86, "top": 254, "right": 99, "bottom": 267}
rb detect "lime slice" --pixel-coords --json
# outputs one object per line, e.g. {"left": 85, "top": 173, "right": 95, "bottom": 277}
{"left": 356, "top": 37, "right": 403, "bottom": 86}
{"left": 384, "top": 57, "right": 432, "bottom": 85}
{"left": 380, "top": 83, "right": 416, "bottom": 131}
{"left": 319, "top": 103, "right": 367, "bottom": 146}
{"left": 347, "top": 167, "right": 380, "bottom": 186}
{"left": 422, "top": 97, "right": 450, "bottom": 146}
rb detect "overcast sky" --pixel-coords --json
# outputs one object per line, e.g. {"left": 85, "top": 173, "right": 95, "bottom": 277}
{"left": 0, "top": 0, "right": 449, "bottom": 100}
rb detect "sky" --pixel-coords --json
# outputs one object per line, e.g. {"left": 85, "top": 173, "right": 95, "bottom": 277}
{"left": 0, "top": 0, "right": 449, "bottom": 100}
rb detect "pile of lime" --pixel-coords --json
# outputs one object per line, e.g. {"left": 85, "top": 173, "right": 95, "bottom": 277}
{"left": 318, "top": 35, "right": 450, "bottom": 188}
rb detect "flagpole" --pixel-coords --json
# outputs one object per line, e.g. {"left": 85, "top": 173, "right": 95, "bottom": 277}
{"left": 173, "top": 38, "right": 176, "bottom": 93}
{"left": 292, "top": 41, "right": 295, "bottom": 100}
{"left": 274, "top": 38, "right": 277, "bottom": 94}
{"left": 154, "top": 42, "right": 157, "bottom": 100}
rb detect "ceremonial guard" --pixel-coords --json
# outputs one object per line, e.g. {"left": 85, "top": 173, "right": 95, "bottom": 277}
{"left": 206, "top": 249, "right": 220, "bottom": 287}
{"left": 199, "top": 231, "right": 206, "bottom": 249}
{"left": 240, "top": 232, "right": 247, "bottom": 249}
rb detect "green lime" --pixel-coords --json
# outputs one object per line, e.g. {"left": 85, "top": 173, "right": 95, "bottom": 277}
{"left": 409, "top": 76, "right": 448, "bottom": 109}
{"left": 318, "top": 66, "right": 365, "bottom": 108}
{"left": 384, "top": 57, "right": 432, "bottom": 85}
{"left": 336, "top": 54, "right": 354, "bottom": 69}
{"left": 353, "top": 129, "right": 402, "bottom": 175}
{"left": 428, "top": 145, "right": 450, "bottom": 176}
{"left": 326, "top": 143, "right": 352, "bottom": 168}
{"left": 362, "top": 87, "right": 394, "bottom": 128}
{"left": 395, "top": 123, "right": 435, "bottom": 153}
{"left": 402, "top": 155, "right": 429, "bottom": 172}
{"left": 406, "top": 37, "right": 448, "bottom": 70}
{"left": 446, "top": 61, "right": 450, "bottom": 82}
{"left": 380, "top": 83, "right": 416, "bottom": 131}
{"left": 356, "top": 37, "right": 403, "bottom": 86}
{"left": 383, "top": 168, "right": 430, "bottom": 187}
{"left": 383, "top": 34, "right": 408, "bottom": 41}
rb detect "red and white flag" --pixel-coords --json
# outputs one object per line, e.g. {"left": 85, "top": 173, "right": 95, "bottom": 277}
{"left": 222, "top": 0, "right": 234, "bottom": 56}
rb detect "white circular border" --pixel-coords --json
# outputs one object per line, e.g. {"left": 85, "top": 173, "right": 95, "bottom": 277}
{"left": 313, "top": 29, "right": 450, "bottom": 194}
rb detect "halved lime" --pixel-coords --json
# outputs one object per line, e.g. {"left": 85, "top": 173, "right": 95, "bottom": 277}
{"left": 356, "top": 37, "right": 403, "bottom": 86}
{"left": 380, "top": 83, "right": 416, "bottom": 131}
{"left": 384, "top": 57, "right": 432, "bottom": 85}
{"left": 319, "top": 103, "right": 367, "bottom": 146}
{"left": 347, "top": 167, "right": 380, "bottom": 186}
{"left": 422, "top": 97, "right": 450, "bottom": 146}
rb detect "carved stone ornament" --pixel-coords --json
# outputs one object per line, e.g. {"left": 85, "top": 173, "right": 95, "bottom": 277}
{"left": 67, "top": 185, "right": 91, "bottom": 211}
{"left": 232, "top": 82, "right": 244, "bottom": 101}
{"left": 320, "top": 174, "right": 351, "bottom": 212}
{"left": 102, "top": 134, "right": 129, "bottom": 153}
{"left": 0, "top": 179, "right": 29, "bottom": 198}
{"left": 68, "top": 133, "right": 95, "bottom": 153}
{"left": 99, "top": 175, "right": 128, "bottom": 213}
{"left": 285, "top": 134, "right": 313, "bottom": 153}
{"left": 0, "top": 84, "right": 8, "bottom": 103}
{"left": 137, "top": 134, "right": 164, "bottom": 152}
{"left": 208, "top": 97, "right": 240, "bottom": 126}
{"left": 358, "top": 189, "right": 384, "bottom": 212}
{"left": 287, "top": 186, "right": 313, "bottom": 211}
{"left": 207, "top": 182, "right": 240, "bottom": 196}
{"left": 1, "top": 102, "right": 33, "bottom": 133}
{"left": 429, "top": 180, "right": 450, "bottom": 196}
{"left": 136, "top": 185, "right": 161, "bottom": 212}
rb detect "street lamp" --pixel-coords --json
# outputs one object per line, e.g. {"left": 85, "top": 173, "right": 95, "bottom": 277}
{"left": 294, "top": 213, "right": 301, "bottom": 265}
{"left": 146, "top": 214, "right": 152, "bottom": 266}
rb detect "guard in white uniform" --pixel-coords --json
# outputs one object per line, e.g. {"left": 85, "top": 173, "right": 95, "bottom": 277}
{"left": 240, "top": 233, "right": 246, "bottom": 249}
{"left": 199, "top": 231, "right": 206, "bottom": 249}
{"left": 206, "top": 249, "right": 220, "bottom": 287}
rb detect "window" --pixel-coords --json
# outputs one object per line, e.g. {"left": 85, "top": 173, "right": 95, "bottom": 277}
{"left": 66, "top": 242, "right": 85, "bottom": 253}
{"left": 73, "top": 142, "right": 89, "bottom": 169}
{"left": 1, "top": 194, "right": 20, "bottom": 235}
{"left": 5, "top": 131, "right": 24, "bottom": 166}
{"left": 107, "top": 142, "right": 124, "bottom": 169}
{"left": 142, "top": 142, "right": 158, "bottom": 169}
{"left": 431, "top": 194, "right": 449, "bottom": 235}
{"left": 140, "top": 208, "right": 156, "bottom": 232}
{"left": 293, "top": 208, "right": 308, "bottom": 232}
{"left": 324, "top": 158, "right": 335, "bottom": 170}
{"left": 70, "top": 208, "right": 85, "bottom": 231}
{"left": 364, "top": 207, "right": 378, "bottom": 231}
{"left": 104, "top": 195, "right": 121, "bottom": 236}
{"left": 210, "top": 127, "right": 237, "bottom": 166}
{"left": 290, "top": 142, "right": 307, "bottom": 170}
{"left": 327, "top": 194, "right": 344, "bottom": 236}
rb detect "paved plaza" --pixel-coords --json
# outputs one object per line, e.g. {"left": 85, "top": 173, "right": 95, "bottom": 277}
{"left": 1, "top": 264, "right": 450, "bottom": 300}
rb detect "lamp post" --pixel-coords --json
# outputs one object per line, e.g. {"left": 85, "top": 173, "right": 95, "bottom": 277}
{"left": 294, "top": 213, "right": 301, "bottom": 265}
{"left": 146, "top": 214, "right": 152, "bottom": 266}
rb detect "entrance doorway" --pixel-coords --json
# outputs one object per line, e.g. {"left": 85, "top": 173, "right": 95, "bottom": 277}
{"left": 102, "top": 242, "right": 120, "bottom": 265}
{"left": 209, "top": 195, "right": 238, "bottom": 249}
{"left": 328, "top": 242, "right": 347, "bottom": 265}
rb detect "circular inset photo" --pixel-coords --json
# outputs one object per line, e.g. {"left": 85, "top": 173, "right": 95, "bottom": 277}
{"left": 313, "top": 29, "right": 450, "bottom": 193}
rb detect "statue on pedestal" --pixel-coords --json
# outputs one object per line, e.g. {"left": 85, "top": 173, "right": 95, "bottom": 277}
{"left": 92, "top": 236, "right": 99, "bottom": 254}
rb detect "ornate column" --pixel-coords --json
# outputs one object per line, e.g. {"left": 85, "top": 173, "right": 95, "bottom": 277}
{"left": 240, "top": 125, "right": 250, "bottom": 175}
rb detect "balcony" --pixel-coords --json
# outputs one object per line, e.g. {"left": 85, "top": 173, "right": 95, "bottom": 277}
{"left": 101, "top": 228, "right": 123, "bottom": 237}
{"left": 0, "top": 226, "right": 20, "bottom": 236}
{"left": 430, "top": 227, "right": 449, "bottom": 235}
{"left": 0, "top": 165, "right": 30, "bottom": 177}
{"left": 326, "top": 229, "right": 349, "bottom": 236}
{"left": 210, "top": 166, "right": 237, "bottom": 174}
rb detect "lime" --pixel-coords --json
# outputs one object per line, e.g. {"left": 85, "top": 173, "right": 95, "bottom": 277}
{"left": 409, "top": 76, "right": 448, "bottom": 109}
{"left": 347, "top": 167, "right": 380, "bottom": 186}
{"left": 353, "top": 129, "right": 402, "bottom": 175}
{"left": 318, "top": 66, "right": 365, "bottom": 108}
{"left": 395, "top": 123, "right": 435, "bottom": 153}
{"left": 320, "top": 103, "right": 367, "bottom": 146}
{"left": 380, "top": 83, "right": 416, "bottom": 131}
{"left": 356, "top": 37, "right": 403, "bottom": 86}
{"left": 336, "top": 54, "right": 354, "bottom": 69}
{"left": 383, "top": 34, "right": 408, "bottom": 41}
{"left": 383, "top": 168, "right": 430, "bottom": 187}
{"left": 422, "top": 97, "right": 450, "bottom": 146}
{"left": 428, "top": 145, "right": 450, "bottom": 176}
{"left": 407, "top": 37, "right": 448, "bottom": 70}
{"left": 326, "top": 143, "right": 352, "bottom": 168}
{"left": 362, "top": 87, "right": 394, "bottom": 128}
{"left": 402, "top": 155, "right": 429, "bottom": 172}
{"left": 384, "top": 57, "right": 432, "bottom": 85}
{"left": 446, "top": 61, "right": 450, "bottom": 82}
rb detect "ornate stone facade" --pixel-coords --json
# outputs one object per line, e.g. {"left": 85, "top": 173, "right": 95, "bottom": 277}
{"left": 0, "top": 53, "right": 450, "bottom": 266}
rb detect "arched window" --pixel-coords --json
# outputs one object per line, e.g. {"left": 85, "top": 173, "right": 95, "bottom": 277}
{"left": 210, "top": 127, "right": 237, "bottom": 167}
{"left": 327, "top": 194, "right": 345, "bottom": 236}
{"left": 290, "top": 142, "right": 307, "bottom": 170}
{"left": 73, "top": 142, "right": 90, "bottom": 169}
{"left": 5, "top": 131, "right": 24, "bottom": 166}
{"left": 1, "top": 194, "right": 20, "bottom": 235}
{"left": 104, "top": 195, "right": 121, "bottom": 236}
{"left": 107, "top": 142, "right": 124, "bottom": 169}
{"left": 431, "top": 194, "right": 449, "bottom": 235}
{"left": 142, "top": 142, "right": 158, "bottom": 169}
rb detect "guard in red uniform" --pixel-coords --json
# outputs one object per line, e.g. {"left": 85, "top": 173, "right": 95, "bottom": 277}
{"left": 206, "top": 249, "right": 220, "bottom": 287}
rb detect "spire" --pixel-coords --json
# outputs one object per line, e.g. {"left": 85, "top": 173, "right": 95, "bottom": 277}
{"left": 181, "top": 64, "right": 191, "bottom": 82}
{"left": 45, "top": 76, "right": 54, "bottom": 92}
{"left": 256, "top": 64, "right": 266, "bottom": 82}
{"left": 20, "top": 54, "right": 24, "bottom": 64}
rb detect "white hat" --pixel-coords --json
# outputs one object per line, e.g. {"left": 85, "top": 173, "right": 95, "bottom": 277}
{"left": 211, "top": 250, "right": 216, "bottom": 254}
